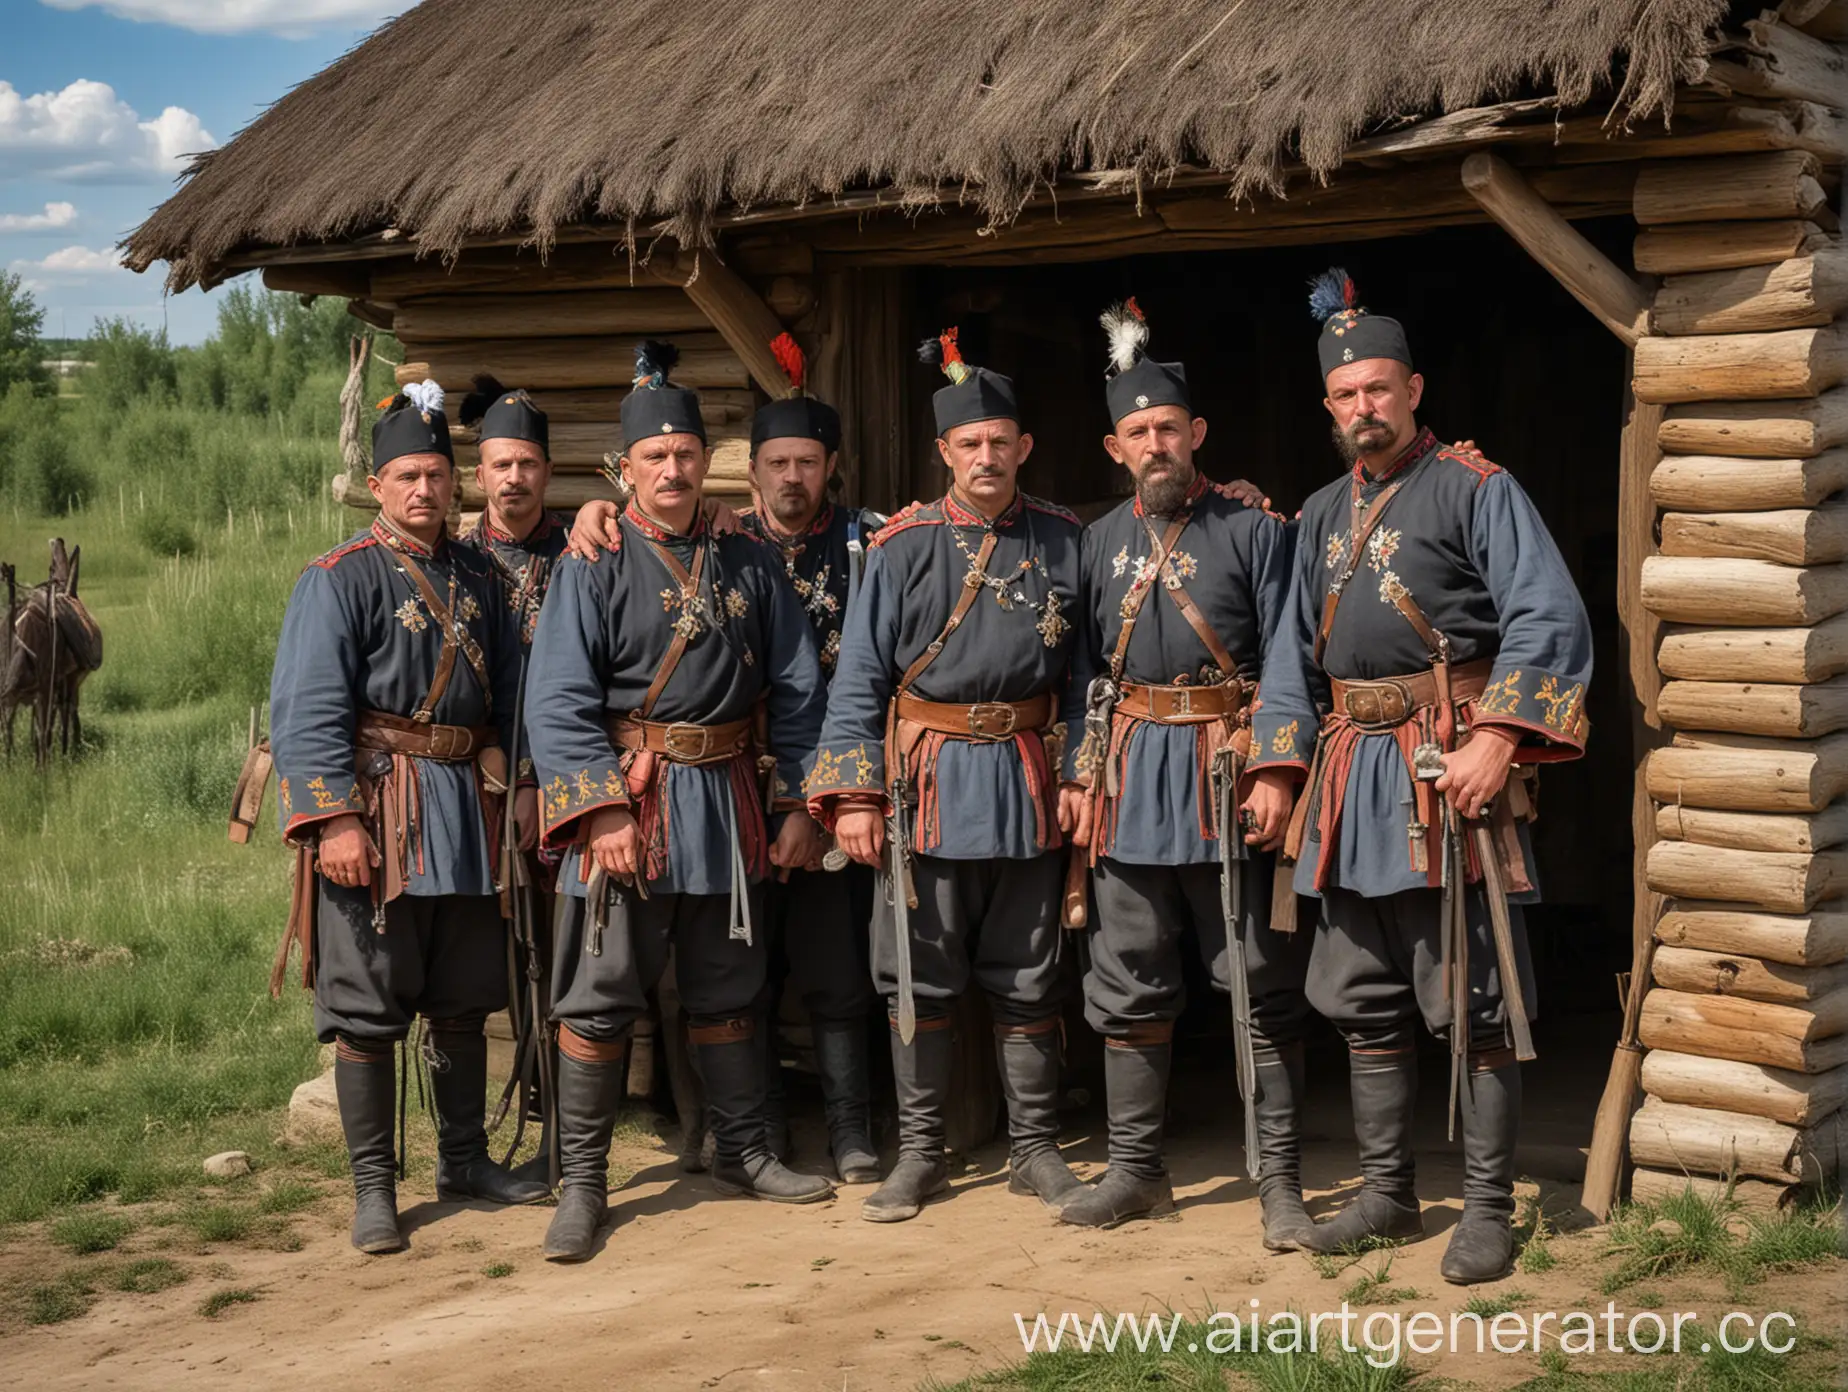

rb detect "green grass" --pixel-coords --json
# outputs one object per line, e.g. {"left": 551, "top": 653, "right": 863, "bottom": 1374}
{"left": 255, "top": 1179, "right": 321, "bottom": 1215}
{"left": 22, "top": 1271, "right": 96, "bottom": 1325}
{"left": 1338, "top": 1255, "right": 1419, "bottom": 1307}
{"left": 112, "top": 1257, "right": 188, "bottom": 1294}
{"left": 482, "top": 1261, "right": 514, "bottom": 1279}
{"left": 1598, "top": 1186, "right": 1841, "bottom": 1296}
{"left": 182, "top": 1203, "right": 255, "bottom": 1245}
{"left": 48, "top": 1209, "right": 133, "bottom": 1254}
{"left": 1460, "top": 1289, "right": 1532, "bottom": 1319}
{"left": 1509, "top": 1323, "right": 1840, "bottom": 1392}
{"left": 198, "top": 1286, "right": 261, "bottom": 1318}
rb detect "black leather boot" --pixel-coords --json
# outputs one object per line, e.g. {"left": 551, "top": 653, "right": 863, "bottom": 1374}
{"left": 1060, "top": 1036, "right": 1173, "bottom": 1228}
{"left": 335, "top": 1044, "right": 402, "bottom": 1254}
{"left": 1307, "top": 1046, "right": 1424, "bottom": 1252}
{"left": 699, "top": 1019, "right": 834, "bottom": 1204}
{"left": 543, "top": 1045, "right": 627, "bottom": 1262}
{"left": 1442, "top": 1052, "right": 1521, "bottom": 1284}
{"left": 814, "top": 1018, "right": 881, "bottom": 1184}
{"left": 863, "top": 1017, "right": 953, "bottom": 1222}
{"left": 661, "top": 1006, "right": 709, "bottom": 1173}
{"left": 996, "top": 1020, "right": 1084, "bottom": 1214}
{"left": 507, "top": 1064, "right": 555, "bottom": 1190}
{"left": 1255, "top": 1041, "right": 1317, "bottom": 1252}
{"left": 427, "top": 1027, "right": 552, "bottom": 1205}
{"left": 760, "top": 1002, "right": 791, "bottom": 1164}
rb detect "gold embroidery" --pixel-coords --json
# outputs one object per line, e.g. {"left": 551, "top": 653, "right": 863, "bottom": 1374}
{"left": 1365, "top": 527, "right": 1401, "bottom": 572}
{"left": 1036, "top": 589, "right": 1069, "bottom": 648}
{"left": 820, "top": 629, "right": 841, "bottom": 669}
{"left": 1111, "top": 545, "right": 1131, "bottom": 579}
{"left": 545, "top": 777, "right": 570, "bottom": 820}
{"left": 1326, "top": 532, "right": 1348, "bottom": 569}
{"left": 1165, "top": 550, "right": 1198, "bottom": 584}
{"left": 722, "top": 587, "right": 748, "bottom": 619}
{"left": 395, "top": 598, "right": 427, "bottom": 633}
{"left": 575, "top": 770, "right": 596, "bottom": 802}
{"left": 457, "top": 594, "right": 482, "bottom": 621}
{"left": 1378, "top": 570, "right": 1409, "bottom": 605}
{"left": 807, "top": 748, "right": 845, "bottom": 791}
{"left": 1478, "top": 670, "right": 1523, "bottom": 717}
{"left": 604, "top": 770, "right": 625, "bottom": 798}
{"left": 278, "top": 776, "right": 291, "bottom": 812}
{"left": 1536, "top": 677, "right": 1585, "bottom": 736}
{"left": 305, "top": 775, "right": 359, "bottom": 811}
{"left": 1270, "top": 720, "right": 1299, "bottom": 756}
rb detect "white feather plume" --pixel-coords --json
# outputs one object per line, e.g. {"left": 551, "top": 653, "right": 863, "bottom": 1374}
{"left": 403, "top": 378, "right": 445, "bottom": 416}
{"left": 1099, "top": 301, "right": 1149, "bottom": 375}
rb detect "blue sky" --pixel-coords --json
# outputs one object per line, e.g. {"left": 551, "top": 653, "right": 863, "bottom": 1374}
{"left": 2, "top": 1, "right": 414, "bottom": 344}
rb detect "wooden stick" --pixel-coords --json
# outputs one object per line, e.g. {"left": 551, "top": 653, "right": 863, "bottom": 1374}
{"left": 1582, "top": 926, "right": 1658, "bottom": 1220}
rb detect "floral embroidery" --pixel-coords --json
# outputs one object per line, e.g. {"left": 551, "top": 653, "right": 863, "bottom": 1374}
{"left": 819, "top": 629, "right": 841, "bottom": 669}
{"left": 1270, "top": 720, "right": 1300, "bottom": 756}
{"left": 395, "top": 598, "right": 427, "bottom": 633}
{"left": 1478, "top": 670, "right": 1523, "bottom": 717}
{"left": 1378, "top": 570, "right": 1410, "bottom": 605}
{"left": 1165, "top": 550, "right": 1198, "bottom": 585}
{"left": 1365, "top": 527, "right": 1401, "bottom": 572}
{"left": 305, "top": 775, "right": 359, "bottom": 810}
{"left": 575, "top": 770, "right": 597, "bottom": 802}
{"left": 1036, "top": 589, "right": 1069, "bottom": 648}
{"left": 1111, "top": 545, "right": 1131, "bottom": 579}
{"left": 1326, "top": 532, "right": 1349, "bottom": 569}
{"left": 721, "top": 587, "right": 749, "bottom": 620}
{"left": 604, "top": 770, "right": 626, "bottom": 799}
{"left": 853, "top": 746, "right": 876, "bottom": 785}
{"left": 1536, "top": 677, "right": 1585, "bottom": 736}
{"left": 545, "top": 776, "right": 570, "bottom": 821}
{"left": 457, "top": 593, "right": 482, "bottom": 621}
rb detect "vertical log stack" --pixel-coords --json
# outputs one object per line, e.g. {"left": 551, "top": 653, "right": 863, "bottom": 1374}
{"left": 1632, "top": 70, "right": 1848, "bottom": 1205}
{"left": 271, "top": 238, "right": 818, "bottom": 515}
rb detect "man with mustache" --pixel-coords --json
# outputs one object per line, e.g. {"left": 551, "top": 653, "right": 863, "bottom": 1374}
{"left": 734, "top": 336, "right": 884, "bottom": 1184}
{"left": 269, "top": 382, "right": 551, "bottom": 1255}
{"left": 524, "top": 342, "right": 836, "bottom": 1263}
{"left": 1246, "top": 271, "right": 1593, "bottom": 1283}
{"left": 806, "top": 331, "right": 1085, "bottom": 1224}
{"left": 1055, "top": 301, "right": 1313, "bottom": 1239}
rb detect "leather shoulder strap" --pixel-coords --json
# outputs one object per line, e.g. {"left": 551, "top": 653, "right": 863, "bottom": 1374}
{"left": 1313, "top": 476, "right": 1409, "bottom": 668}
{"left": 1106, "top": 513, "right": 1189, "bottom": 683}
{"left": 898, "top": 531, "right": 995, "bottom": 694}
{"left": 397, "top": 550, "right": 491, "bottom": 722}
{"left": 637, "top": 540, "right": 708, "bottom": 718}
{"left": 1163, "top": 577, "right": 1239, "bottom": 678}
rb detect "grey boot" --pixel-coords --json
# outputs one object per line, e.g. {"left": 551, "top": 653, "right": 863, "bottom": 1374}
{"left": 814, "top": 1019, "right": 880, "bottom": 1184}
{"left": 543, "top": 1050, "right": 627, "bottom": 1262}
{"left": 1255, "top": 1041, "right": 1317, "bottom": 1252}
{"left": 427, "top": 1028, "right": 552, "bottom": 1205}
{"left": 335, "top": 1046, "right": 402, "bottom": 1254}
{"left": 1060, "top": 1039, "right": 1174, "bottom": 1228}
{"left": 1442, "top": 1055, "right": 1521, "bottom": 1284}
{"left": 1307, "top": 1046, "right": 1424, "bottom": 1252}
{"left": 863, "top": 1018, "right": 954, "bottom": 1222}
{"left": 700, "top": 1021, "right": 834, "bottom": 1204}
{"left": 996, "top": 1021, "right": 1084, "bottom": 1213}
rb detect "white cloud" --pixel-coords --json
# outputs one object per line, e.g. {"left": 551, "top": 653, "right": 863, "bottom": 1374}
{"left": 39, "top": 0, "right": 413, "bottom": 37}
{"left": 11, "top": 245, "right": 126, "bottom": 283}
{"left": 0, "top": 201, "right": 78, "bottom": 232}
{"left": 0, "top": 79, "right": 215, "bottom": 181}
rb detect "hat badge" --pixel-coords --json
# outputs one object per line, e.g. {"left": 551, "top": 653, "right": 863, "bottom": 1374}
{"left": 1135, "top": 394, "right": 1149, "bottom": 409}
{"left": 1342, "top": 348, "right": 1354, "bottom": 362}
{"left": 660, "top": 423, "right": 673, "bottom": 433}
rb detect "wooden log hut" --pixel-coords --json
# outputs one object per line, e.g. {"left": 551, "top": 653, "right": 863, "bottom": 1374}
{"left": 124, "top": 0, "right": 1848, "bottom": 1208}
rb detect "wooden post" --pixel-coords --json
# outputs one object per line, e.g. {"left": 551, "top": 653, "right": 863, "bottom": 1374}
{"left": 676, "top": 246, "right": 797, "bottom": 400}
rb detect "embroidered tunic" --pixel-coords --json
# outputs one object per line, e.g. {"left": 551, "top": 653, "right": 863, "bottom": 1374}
{"left": 805, "top": 489, "right": 1082, "bottom": 861}
{"left": 736, "top": 502, "right": 879, "bottom": 678}
{"left": 1249, "top": 429, "right": 1593, "bottom": 899}
{"left": 270, "top": 519, "right": 523, "bottom": 896}
{"left": 456, "top": 509, "right": 569, "bottom": 651}
{"left": 1060, "top": 477, "right": 1291, "bottom": 866}
{"left": 524, "top": 504, "right": 827, "bottom": 898}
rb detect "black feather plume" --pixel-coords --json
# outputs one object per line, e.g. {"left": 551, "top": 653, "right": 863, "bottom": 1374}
{"left": 916, "top": 336, "right": 944, "bottom": 368}
{"left": 634, "top": 339, "right": 681, "bottom": 387}
{"left": 458, "top": 373, "right": 507, "bottom": 428}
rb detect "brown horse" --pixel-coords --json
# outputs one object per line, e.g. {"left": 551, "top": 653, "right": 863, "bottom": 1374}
{"left": 2, "top": 538, "right": 104, "bottom": 765}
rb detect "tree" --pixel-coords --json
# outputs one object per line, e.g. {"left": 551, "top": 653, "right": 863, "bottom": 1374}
{"left": 0, "top": 271, "right": 52, "bottom": 398}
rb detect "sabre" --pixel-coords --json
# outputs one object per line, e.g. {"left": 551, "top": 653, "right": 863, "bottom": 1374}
{"left": 887, "top": 770, "right": 920, "bottom": 1045}
{"left": 1468, "top": 814, "right": 1537, "bottom": 1064}
{"left": 1414, "top": 741, "right": 1469, "bottom": 1142}
{"left": 1217, "top": 748, "right": 1260, "bottom": 1182}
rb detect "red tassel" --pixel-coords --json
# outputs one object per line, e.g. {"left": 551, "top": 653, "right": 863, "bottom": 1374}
{"left": 1125, "top": 296, "right": 1145, "bottom": 321}
{"left": 1343, "top": 276, "right": 1357, "bottom": 309}
{"left": 939, "top": 327, "right": 964, "bottom": 368}
{"left": 769, "top": 331, "right": 805, "bottom": 391}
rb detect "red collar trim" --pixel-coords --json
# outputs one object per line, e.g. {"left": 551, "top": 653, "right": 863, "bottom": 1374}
{"left": 943, "top": 487, "right": 1022, "bottom": 529}
{"left": 624, "top": 500, "right": 707, "bottom": 543}
{"left": 481, "top": 509, "right": 559, "bottom": 546}
{"left": 372, "top": 516, "right": 444, "bottom": 558}
{"left": 1354, "top": 426, "right": 1437, "bottom": 486}
{"left": 1132, "top": 471, "right": 1211, "bottom": 518}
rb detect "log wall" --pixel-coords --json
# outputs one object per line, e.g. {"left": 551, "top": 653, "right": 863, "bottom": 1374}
{"left": 1632, "top": 22, "right": 1848, "bottom": 1208}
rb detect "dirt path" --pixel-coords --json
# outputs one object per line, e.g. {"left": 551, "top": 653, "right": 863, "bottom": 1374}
{"left": 7, "top": 1107, "right": 1840, "bottom": 1392}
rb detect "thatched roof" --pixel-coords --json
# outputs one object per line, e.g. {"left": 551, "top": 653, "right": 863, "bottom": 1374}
{"left": 126, "top": 0, "right": 1731, "bottom": 289}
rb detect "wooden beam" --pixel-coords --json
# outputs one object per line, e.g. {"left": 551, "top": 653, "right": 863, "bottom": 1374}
{"left": 1659, "top": 504, "right": 1848, "bottom": 564}
{"left": 1658, "top": 905, "right": 1848, "bottom": 966}
{"left": 261, "top": 263, "right": 374, "bottom": 299}
{"left": 1657, "top": 614, "right": 1848, "bottom": 683}
{"left": 1651, "top": 448, "right": 1848, "bottom": 510}
{"left": 394, "top": 333, "right": 748, "bottom": 392}
{"left": 1653, "top": 946, "right": 1848, "bottom": 1007}
{"left": 1708, "top": 15, "right": 1848, "bottom": 109}
{"left": 1633, "top": 325, "right": 1848, "bottom": 403}
{"left": 1659, "top": 389, "right": 1848, "bottom": 457}
{"left": 1654, "top": 247, "right": 1848, "bottom": 336}
{"left": 1657, "top": 676, "right": 1848, "bottom": 736}
{"left": 1796, "top": 0, "right": 1848, "bottom": 40}
{"left": 675, "top": 247, "right": 796, "bottom": 400}
{"left": 1657, "top": 802, "right": 1848, "bottom": 854}
{"left": 1630, "top": 1166, "right": 1798, "bottom": 1213}
{"left": 1461, "top": 152, "right": 1651, "bottom": 344}
{"left": 1640, "top": 554, "right": 1848, "bottom": 625}
{"left": 1646, "top": 730, "right": 1848, "bottom": 812}
{"left": 1633, "top": 151, "right": 1833, "bottom": 226}
{"left": 1629, "top": 1097, "right": 1823, "bottom": 1183}
{"left": 1635, "top": 219, "right": 1831, "bottom": 276}
{"left": 1646, "top": 840, "right": 1848, "bottom": 912}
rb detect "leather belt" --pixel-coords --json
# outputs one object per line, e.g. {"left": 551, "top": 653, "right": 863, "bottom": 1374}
{"left": 893, "top": 692, "right": 1053, "bottom": 740}
{"left": 1329, "top": 658, "right": 1492, "bottom": 730}
{"left": 355, "top": 710, "right": 496, "bottom": 761}
{"left": 606, "top": 714, "right": 753, "bottom": 765}
{"left": 1116, "top": 680, "right": 1249, "bottom": 726}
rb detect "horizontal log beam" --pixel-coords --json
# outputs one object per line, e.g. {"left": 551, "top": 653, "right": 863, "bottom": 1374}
{"left": 1654, "top": 247, "right": 1848, "bottom": 336}
{"left": 1629, "top": 1166, "right": 1798, "bottom": 1212}
{"left": 1657, "top": 613, "right": 1848, "bottom": 682}
{"left": 454, "top": 388, "right": 754, "bottom": 428}
{"left": 395, "top": 335, "right": 749, "bottom": 392}
{"left": 1645, "top": 840, "right": 1848, "bottom": 912}
{"left": 456, "top": 435, "right": 751, "bottom": 477}
{"left": 1646, "top": 730, "right": 1848, "bottom": 811}
{"left": 1632, "top": 325, "right": 1848, "bottom": 403}
{"left": 1643, "top": 1047, "right": 1846, "bottom": 1125}
{"left": 1657, "top": 802, "right": 1848, "bottom": 853}
{"left": 261, "top": 263, "right": 375, "bottom": 299}
{"left": 1653, "top": 945, "right": 1848, "bottom": 1006}
{"left": 1639, "top": 555, "right": 1848, "bottom": 625}
{"left": 1640, "top": 990, "right": 1848, "bottom": 1070}
{"left": 1658, "top": 904, "right": 1848, "bottom": 966}
{"left": 1658, "top": 389, "right": 1848, "bottom": 458}
{"left": 371, "top": 244, "right": 684, "bottom": 301}
{"left": 1635, "top": 218, "right": 1831, "bottom": 275}
{"left": 1633, "top": 150, "right": 1832, "bottom": 226}
{"left": 1628, "top": 1097, "right": 1819, "bottom": 1182}
{"left": 1708, "top": 15, "right": 1848, "bottom": 109}
{"left": 1659, "top": 505, "right": 1848, "bottom": 564}
{"left": 394, "top": 288, "right": 710, "bottom": 340}
{"left": 1656, "top": 676, "right": 1848, "bottom": 736}
{"left": 1650, "top": 448, "right": 1848, "bottom": 510}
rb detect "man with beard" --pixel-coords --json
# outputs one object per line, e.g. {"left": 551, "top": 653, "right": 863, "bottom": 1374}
{"left": 269, "top": 381, "right": 551, "bottom": 1254}
{"left": 735, "top": 335, "right": 883, "bottom": 1183}
{"left": 806, "top": 330, "right": 1085, "bottom": 1224}
{"left": 524, "top": 342, "right": 836, "bottom": 1263}
{"left": 1246, "top": 271, "right": 1592, "bottom": 1283}
{"left": 1055, "top": 301, "right": 1312, "bottom": 1237}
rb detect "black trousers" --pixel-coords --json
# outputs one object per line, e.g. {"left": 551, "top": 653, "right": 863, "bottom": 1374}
{"left": 312, "top": 880, "right": 507, "bottom": 1045}
{"left": 869, "top": 852, "right": 1065, "bottom": 1027}
{"left": 1084, "top": 855, "right": 1312, "bottom": 1047}
{"left": 1308, "top": 886, "right": 1537, "bottom": 1053}
{"left": 550, "top": 886, "right": 767, "bottom": 1042}
{"left": 765, "top": 864, "right": 876, "bottom": 1025}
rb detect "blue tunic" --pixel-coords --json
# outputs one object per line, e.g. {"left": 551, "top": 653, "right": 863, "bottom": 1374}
{"left": 455, "top": 509, "right": 570, "bottom": 652}
{"left": 737, "top": 501, "right": 884, "bottom": 679}
{"left": 1060, "top": 476, "right": 1292, "bottom": 865}
{"left": 805, "top": 489, "right": 1083, "bottom": 861}
{"left": 1249, "top": 430, "right": 1593, "bottom": 899}
{"left": 524, "top": 503, "right": 827, "bottom": 898}
{"left": 270, "top": 519, "right": 523, "bottom": 897}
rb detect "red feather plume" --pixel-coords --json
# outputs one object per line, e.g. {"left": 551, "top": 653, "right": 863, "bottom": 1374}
{"left": 939, "top": 327, "right": 964, "bottom": 367}
{"left": 1125, "top": 296, "right": 1145, "bottom": 321}
{"left": 1343, "top": 276, "right": 1357, "bottom": 309}
{"left": 769, "top": 331, "right": 805, "bottom": 392}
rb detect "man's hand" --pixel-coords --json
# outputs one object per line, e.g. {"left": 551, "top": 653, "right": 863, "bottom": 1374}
{"left": 566, "top": 499, "right": 624, "bottom": 562}
{"left": 1240, "top": 768, "right": 1296, "bottom": 850}
{"left": 705, "top": 499, "right": 742, "bottom": 535}
{"left": 1216, "top": 478, "right": 1272, "bottom": 511}
{"left": 770, "top": 809, "right": 823, "bottom": 870}
{"left": 514, "top": 787, "right": 539, "bottom": 852}
{"left": 318, "top": 813, "right": 380, "bottom": 888}
{"left": 1057, "top": 782, "right": 1092, "bottom": 848}
{"left": 587, "top": 803, "right": 642, "bottom": 878}
{"left": 834, "top": 806, "right": 886, "bottom": 867}
{"left": 1436, "top": 726, "right": 1520, "bottom": 821}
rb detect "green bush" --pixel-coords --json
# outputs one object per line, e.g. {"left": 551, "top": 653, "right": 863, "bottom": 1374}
{"left": 19, "top": 424, "right": 95, "bottom": 515}
{"left": 134, "top": 509, "right": 198, "bottom": 558}
{"left": 49, "top": 1210, "right": 134, "bottom": 1254}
